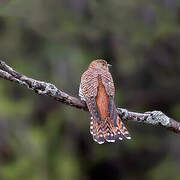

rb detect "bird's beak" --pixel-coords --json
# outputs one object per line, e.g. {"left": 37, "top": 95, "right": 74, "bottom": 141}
{"left": 108, "top": 64, "right": 112, "bottom": 67}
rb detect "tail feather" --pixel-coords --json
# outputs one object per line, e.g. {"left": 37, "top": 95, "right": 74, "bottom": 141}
{"left": 101, "top": 118, "right": 115, "bottom": 142}
{"left": 116, "top": 116, "right": 131, "bottom": 139}
{"left": 90, "top": 116, "right": 131, "bottom": 144}
{"left": 90, "top": 117, "right": 105, "bottom": 144}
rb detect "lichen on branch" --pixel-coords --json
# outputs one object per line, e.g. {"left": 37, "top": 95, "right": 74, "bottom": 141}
{"left": 0, "top": 60, "right": 179, "bottom": 134}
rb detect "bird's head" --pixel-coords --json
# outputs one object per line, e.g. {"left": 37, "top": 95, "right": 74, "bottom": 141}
{"left": 89, "top": 59, "right": 111, "bottom": 71}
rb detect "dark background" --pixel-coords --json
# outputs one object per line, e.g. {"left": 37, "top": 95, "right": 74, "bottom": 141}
{"left": 0, "top": 0, "right": 180, "bottom": 180}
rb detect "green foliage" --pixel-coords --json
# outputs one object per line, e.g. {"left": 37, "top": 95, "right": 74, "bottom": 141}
{"left": 0, "top": 0, "right": 180, "bottom": 179}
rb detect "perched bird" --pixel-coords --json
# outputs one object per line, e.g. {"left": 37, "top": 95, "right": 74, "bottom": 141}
{"left": 79, "top": 59, "right": 131, "bottom": 144}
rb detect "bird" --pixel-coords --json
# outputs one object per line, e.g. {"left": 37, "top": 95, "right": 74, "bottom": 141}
{"left": 79, "top": 59, "right": 131, "bottom": 144}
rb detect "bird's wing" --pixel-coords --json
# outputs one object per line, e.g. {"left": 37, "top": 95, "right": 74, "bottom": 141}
{"left": 81, "top": 70, "right": 101, "bottom": 122}
{"left": 101, "top": 71, "right": 115, "bottom": 96}
{"left": 101, "top": 71, "right": 118, "bottom": 125}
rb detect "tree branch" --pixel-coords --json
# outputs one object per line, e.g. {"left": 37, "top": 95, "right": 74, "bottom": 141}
{"left": 0, "top": 60, "right": 179, "bottom": 134}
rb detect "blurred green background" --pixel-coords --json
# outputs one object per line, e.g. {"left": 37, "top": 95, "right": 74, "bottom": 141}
{"left": 0, "top": 0, "right": 180, "bottom": 180}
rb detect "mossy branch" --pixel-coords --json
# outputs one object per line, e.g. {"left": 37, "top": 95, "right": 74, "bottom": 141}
{"left": 0, "top": 60, "right": 179, "bottom": 134}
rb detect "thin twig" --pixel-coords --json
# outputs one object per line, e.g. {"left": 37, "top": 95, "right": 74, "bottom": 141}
{"left": 0, "top": 60, "right": 179, "bottom": 134}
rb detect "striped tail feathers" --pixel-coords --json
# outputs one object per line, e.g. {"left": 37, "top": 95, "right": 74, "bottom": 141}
{"left": 116, "top": 116, "right": 131, "bottom": 140}
{"left": 90, "top": 116, "right": 131, "bottom": 144}
{"left": 111, "top": 126, "right": 123, "bottom": 140}
{"left": 101, "top": 118, "right": 116, "bottom": 143}
{"left": 90, "top": 117, "right": 105, "bottom": 144}
{"left": 101, "top": 117, "right": 131, "bottom": 141}
{"left": 90, "top": 117, "right": 118, "bottom": 144}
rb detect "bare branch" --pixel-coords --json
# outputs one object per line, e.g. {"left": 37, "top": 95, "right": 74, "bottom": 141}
{"left": 0, "top": 60, "right": 179, "bottom": 134}
{"left": 117, "top": 108, "right": 180, "bottom": 133}
{"left": 0, "top": 60, "right": 87, "bottom": 110}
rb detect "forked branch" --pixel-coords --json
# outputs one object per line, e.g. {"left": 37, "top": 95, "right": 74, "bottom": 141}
{"left": 0, "top": 60, "right": 179, "bottom": 134}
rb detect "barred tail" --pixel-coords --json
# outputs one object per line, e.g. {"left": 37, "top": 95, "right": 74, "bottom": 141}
{"left": 90, "top": 117, "right": 105, "bottom": 144}
{"left": 90, "top": 116, "right": 131, "bottom": 144}
{"left": 116, "top": 116, "right": 131, "bottom": 140}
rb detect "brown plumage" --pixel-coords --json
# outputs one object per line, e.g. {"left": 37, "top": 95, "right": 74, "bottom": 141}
{"left": 96, "top": 75, "right": 109, "bottom": 120}
{"left": 79, "top": 59, "right": 131, "bottom": 144}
